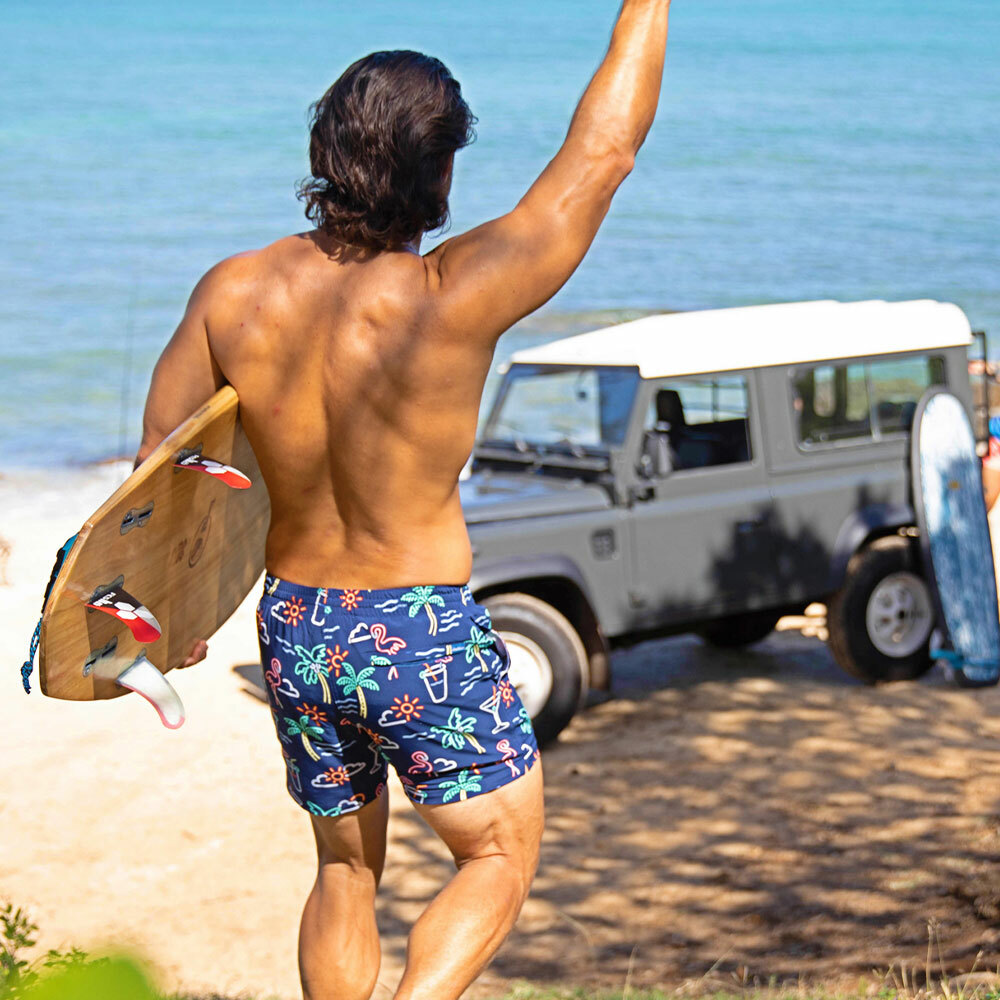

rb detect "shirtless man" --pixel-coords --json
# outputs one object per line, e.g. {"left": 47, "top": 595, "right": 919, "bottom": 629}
{"left": 136, "top": 3, "right": 671, "bottom": 997}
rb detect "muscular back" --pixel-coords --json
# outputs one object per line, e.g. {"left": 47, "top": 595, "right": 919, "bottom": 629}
{"left": 208, "top": 233, "right": 491, "bottom": 587}
{"left": 138, "top": 0, "right": 671, "bottom": 590}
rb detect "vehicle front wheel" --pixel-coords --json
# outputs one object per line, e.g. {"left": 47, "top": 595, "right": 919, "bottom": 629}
{"left": 482, "top": 592, "right": 589, "bottom": 746}
{"left": 697, "top": 610, "right": 781, "bottom": 648}
{"left": 827, "top": 535, "right": 935, "bottom": 683}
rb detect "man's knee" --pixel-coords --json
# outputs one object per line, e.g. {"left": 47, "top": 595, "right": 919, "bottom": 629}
{"left": 302, "top": 958, "right": 379, "bottom": 1000}
{"left": 454, "top": 840, "right": 538, "bottom": 906}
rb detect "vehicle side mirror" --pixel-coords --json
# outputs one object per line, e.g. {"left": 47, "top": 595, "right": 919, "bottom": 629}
{"left": 639, "top": 429, "right": 674, "bottom": 479}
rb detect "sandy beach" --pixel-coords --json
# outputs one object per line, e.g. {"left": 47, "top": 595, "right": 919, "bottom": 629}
{"left": 3, "top": 464, "right": 1000, "bottom": 998}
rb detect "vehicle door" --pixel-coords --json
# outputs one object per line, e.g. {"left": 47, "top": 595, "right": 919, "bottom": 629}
{"left": 762, "top": 352, "right": 949, "bottom": 602}
{"left": 625, "top": 372, "right": 776, "bottom": 628}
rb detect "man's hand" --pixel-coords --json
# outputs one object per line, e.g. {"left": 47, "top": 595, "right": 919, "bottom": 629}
{"left": 179, "top": 639, "right": 209, "bottom": 669}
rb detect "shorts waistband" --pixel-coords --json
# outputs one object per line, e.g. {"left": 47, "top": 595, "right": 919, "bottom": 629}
{"left": 262, "top": 573, "right": 475, "bottom": 609}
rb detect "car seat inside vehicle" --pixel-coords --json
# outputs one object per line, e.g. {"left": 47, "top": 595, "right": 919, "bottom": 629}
{"left": 649, "top": 389, "right": 741, "bottom": 471}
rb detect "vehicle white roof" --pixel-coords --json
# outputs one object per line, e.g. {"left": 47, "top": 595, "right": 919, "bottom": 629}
{"left": 509, "top": 300, "right": 972, "bottom": 379}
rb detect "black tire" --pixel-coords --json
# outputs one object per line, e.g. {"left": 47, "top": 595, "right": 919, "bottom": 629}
{"left": 827, "top": 535, "right": 935, "bottom": 683}
{"left": 697, "top": 610, "right": 781, "bottom": 648}
{"left": 482, "top": 592, "right": 589, "bottom": 746}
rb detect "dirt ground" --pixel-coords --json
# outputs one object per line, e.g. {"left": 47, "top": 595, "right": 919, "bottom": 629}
{"left": 466, "top": 622, "right": 1000, "bottom": 997}
{"left": 2, "top": 467, "right": 1000, "bottom": 998}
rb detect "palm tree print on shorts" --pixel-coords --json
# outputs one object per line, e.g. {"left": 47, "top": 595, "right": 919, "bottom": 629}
{"left": 516, "top": 707, "right": 533, "bottom": 733}
{"left": 370, "top": 652, "right": 397, "bottom": 681}
{"left": 464, "top": 624, "right": 493, "bottom": 673}
{"left": 401, "top": 586, "right": 446, "bottom": 635}
{"left": 440, "top": 770, "right": 484, "bottom": 802}
{"left": 336, "top": 663, "right": 380, "bottom": 718}
{"left": 285, "top": 712, "right": 323, "bottom": 762}
{"left": 431, "top": 706, "right": 485, "bottom": 754}
{"left": 260, "top": 577, "right": 539, "bottom": 812}
{"left": 293, "top": 642, "right": 333, "bottom": 703}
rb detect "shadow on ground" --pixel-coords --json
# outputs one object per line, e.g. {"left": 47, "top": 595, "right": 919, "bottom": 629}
{"left": 238, "top": 622, "right": 1000, "bottom": 997}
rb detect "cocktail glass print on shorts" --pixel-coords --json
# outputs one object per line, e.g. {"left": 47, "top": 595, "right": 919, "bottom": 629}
{"left": 479, "top": 684, "right": 510, "bottom": 735}
{"left": 419, "top": 657, "right": 451, "bottom": 704}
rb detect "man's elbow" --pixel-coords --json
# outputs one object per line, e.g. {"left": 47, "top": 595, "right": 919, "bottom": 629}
{"left": 610, "top": 148, "right": 636, "bottom": 185}
{"left": 133, "top": 434, "right": 159, "bottom": 470}
{"left": 581, "top": 132, "right": 637, "bottom": 188}
{"left": 590, "top": 144, "right": 636, "bottom": 194}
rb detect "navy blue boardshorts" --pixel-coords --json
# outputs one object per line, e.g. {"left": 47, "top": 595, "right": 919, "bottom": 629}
{"left": 256, "top": 576, "right": 540, "bottom": 817}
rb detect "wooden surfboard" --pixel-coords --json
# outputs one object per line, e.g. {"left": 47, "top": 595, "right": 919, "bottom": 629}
{"left": 35, "top": 387, "right": 270, "bottom": 726}
{"left": 912, "top": 387, "right": 1000, "bottom": 687}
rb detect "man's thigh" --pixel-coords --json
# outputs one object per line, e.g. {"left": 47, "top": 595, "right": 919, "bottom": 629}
{"left": 311, "top": 790, "right": 390, "bottom": 885}
{"left": 412, "top": 762, "right": 544, "bottom": 880}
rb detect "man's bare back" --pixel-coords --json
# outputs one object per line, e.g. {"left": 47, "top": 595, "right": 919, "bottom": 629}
{"left": 193, "top": 232, "right": 487, "bottom": 588}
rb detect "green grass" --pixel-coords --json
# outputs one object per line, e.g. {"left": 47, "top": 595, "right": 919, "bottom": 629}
{"left": 486, "top": 990, "right": 676, "bottom": 1000}
{"left": 7, "top": 899, "right": 1000, "bottom": 1000}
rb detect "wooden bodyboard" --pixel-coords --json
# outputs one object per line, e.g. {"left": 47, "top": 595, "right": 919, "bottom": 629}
{"left": 911, "top": 388, "right": 1000, "bottom": 687}
{"left": 38, "top": 387, "right": 270, "bottom": 707}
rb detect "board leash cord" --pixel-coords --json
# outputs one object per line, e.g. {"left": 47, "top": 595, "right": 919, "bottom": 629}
{"left": 21, "top": 533, "right": 79, "bottom": 695}
{"left": 21, "top": 621, "right": 41, "bottom": 694}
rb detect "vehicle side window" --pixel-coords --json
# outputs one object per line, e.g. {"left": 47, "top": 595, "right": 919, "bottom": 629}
{"left": 795, "top": 363, "right": 871, "bottom": 444}
{"left": 793, "top": 355, "right": 946, "bottom": 446}
{"left": 643, "top": 375, "right": 753, "bottom": 472}
{"left": 869, "top": 356, "right": 946, "bottom": 435}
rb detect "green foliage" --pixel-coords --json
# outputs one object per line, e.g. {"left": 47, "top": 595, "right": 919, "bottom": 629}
{"left": 0, "top": 902, "right": 152, "bottom": 1000}
{"left": 0, "top": 903, "right": 37, "bottom": 993}
{"left": 19, "top": 958, "right": 158, "bottom": 1000}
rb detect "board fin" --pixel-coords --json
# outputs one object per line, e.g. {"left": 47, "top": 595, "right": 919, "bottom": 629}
{"left": 86, "top": 586, "right": 162, "bottom": 643}
{"left": 932, "top": 648, "right": 1000, "bottom": 688}
{"left": 173, "top": 451, "right": 252, "bottom": 489}
{"left": 116, "top": 656, "right": 186, "bottom": 729}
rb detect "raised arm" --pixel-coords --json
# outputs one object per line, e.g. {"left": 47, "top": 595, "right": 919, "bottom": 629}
{"left": 426, "top": 0, "right": 671, "bottom": 339}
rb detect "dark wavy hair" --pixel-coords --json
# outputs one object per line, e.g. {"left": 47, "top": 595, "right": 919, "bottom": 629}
{"left": 297, "top": 51, "right": 476, "bottom": 252}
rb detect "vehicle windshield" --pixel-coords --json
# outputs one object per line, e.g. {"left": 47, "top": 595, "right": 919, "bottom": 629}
{"left": 481, "top": 364, "right": 640, "bottom": 453}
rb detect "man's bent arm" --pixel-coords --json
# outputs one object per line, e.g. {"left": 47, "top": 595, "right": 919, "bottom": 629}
{"left": 133, "top": 266, "right": 228, "bottom": 468}
{"left": 426, "top": 0, "right": 671, "bottom": 340}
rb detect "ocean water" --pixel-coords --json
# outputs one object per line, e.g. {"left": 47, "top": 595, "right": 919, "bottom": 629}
{"left": 0, "top": 0, "right": 997, "bottom": 467}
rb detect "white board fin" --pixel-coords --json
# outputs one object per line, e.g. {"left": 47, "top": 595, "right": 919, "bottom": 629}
{"left": 116, "top": 656, "right": 186, "bottom": 729}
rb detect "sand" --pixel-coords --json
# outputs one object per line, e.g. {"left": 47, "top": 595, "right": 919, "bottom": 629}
{"left": 2, "top": 465, "right": 1000, "bottom": 998}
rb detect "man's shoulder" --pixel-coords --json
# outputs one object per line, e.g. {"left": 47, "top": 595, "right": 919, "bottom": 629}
{"left": 192, "top": 247, "right": 267, "bottom": 304}
{"left": 194, "top": 234, "right": 442, "bottom": 332}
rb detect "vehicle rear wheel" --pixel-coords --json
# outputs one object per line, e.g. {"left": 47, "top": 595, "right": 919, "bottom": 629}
{"left": 482, "top": 592, "right": 589, "bottom": 746}
{"left": 697, "top": 610, "right": 781, "bottom": 648}
{"left": 827, "top": 535, "right": 935, "bottom": 683}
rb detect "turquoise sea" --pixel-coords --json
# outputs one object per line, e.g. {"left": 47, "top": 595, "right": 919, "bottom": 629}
{"left": 1, "top": 0, "right": 997, "bottom": 467}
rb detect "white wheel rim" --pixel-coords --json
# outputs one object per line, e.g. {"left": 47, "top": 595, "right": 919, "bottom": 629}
{"left": 865, "top": 571, "right": 934, "bottom": 657}
{"left": 499, "top": 631, "right": 553, "bottom": 718}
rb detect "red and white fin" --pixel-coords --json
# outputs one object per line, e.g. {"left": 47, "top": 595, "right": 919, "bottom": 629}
{"left": 86, "top": 587, "right": 162, "bottom": 643}
{"left": 116, "top": 656, "right": 186, "bottom": 730}
{"left": 174, "top": 452, "right": 251, "bottom": 489}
